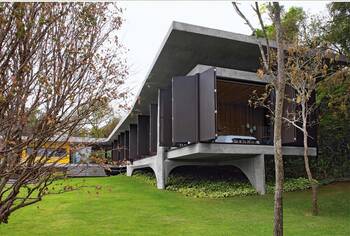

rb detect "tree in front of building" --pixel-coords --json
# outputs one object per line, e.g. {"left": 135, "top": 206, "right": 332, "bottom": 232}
{"left": 0, "top": 2, "right": 127, "bottom": 223}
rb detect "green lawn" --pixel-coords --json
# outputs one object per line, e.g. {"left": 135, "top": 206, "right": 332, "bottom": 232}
{"left": 0, "top": 176, "right": 349, "bottom": 236}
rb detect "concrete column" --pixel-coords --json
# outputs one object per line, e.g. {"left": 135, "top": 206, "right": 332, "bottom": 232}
{"left": 155, "top": 147, "right": 166, "bottom": 189}
{"left": 154, "top": 89, "right": 167, "bottom": 189}
{"left": 232, "top": 154, "right": 266, "bottom": 195}
{"left": 126, "top": 165, "right": 133, "bottom": 176}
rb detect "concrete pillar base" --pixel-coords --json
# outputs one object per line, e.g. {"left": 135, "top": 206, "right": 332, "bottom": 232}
{"left": 126, "top": 165, "right": 133, "bottom": 177}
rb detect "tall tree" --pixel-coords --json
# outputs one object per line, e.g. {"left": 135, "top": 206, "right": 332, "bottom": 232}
{"left": 0, "top": 2, "right": 127, "bottom": 223}
{"left": 283, "top": 45, "right": 324, "bottom": 216}
{"left": 271, "top": 4, "right": 285, "bottom": 235}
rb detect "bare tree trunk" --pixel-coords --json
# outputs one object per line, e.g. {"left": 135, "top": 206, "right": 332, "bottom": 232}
{"left": 302, "top": 103, "right": 319, "bottom": 216}
{"left": 273, "top": 3, "right": 285, "bottom": 236}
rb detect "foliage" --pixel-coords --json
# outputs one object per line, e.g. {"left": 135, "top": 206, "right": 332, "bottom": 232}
{"left": 255, "top": 6, "right": 306, "bottom": 42}
{"left": 166, "top": 177, "right": 256, "bottom": 198}
{"left": 316, "top": 69, "right": 350, "bottom": 178}
{"left": 89, "top": 116, "right": 120, "bottom": 138}
{"left": 310, "top": 2, "right": 350, "bottom": 180}
{"left": 326, "top": 2, "right": 350, "bottom": 57}
{"left": 266, "top": 178, "right": 311, "bottom": 193}
{"left": 133, "top": 170, "right": 312, "bottom": 198}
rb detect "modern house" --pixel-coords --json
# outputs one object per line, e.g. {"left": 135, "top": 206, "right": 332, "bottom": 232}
{"left": 103, "top": 22, "right": 317, "bottom": 194}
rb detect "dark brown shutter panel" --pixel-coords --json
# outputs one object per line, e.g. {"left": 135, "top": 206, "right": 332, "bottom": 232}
{"left": 199, "top": 68, "right": 217, "bottom": 141}
{"left": 116, "top": 134, "right": 121, "bottom": 161}
{"left": 149, "top": 104, "right": 158, "bottom": 154}
{"left": 129, "top": 124, "right": 137, "bottom": 161}
{"left": 159, "top": 88, "right": 172, "bottom": 147}
{"left": 112, "top": 140, "right": 118, "bottom": 161}
{"left": 124, "top": 131, "right": 129, "bottom": 160}
{"left": 172, "top": 75, "right": 199, "bottom": 144}
{"left": 120, "top": 132, "right": 125, "bottom": 160}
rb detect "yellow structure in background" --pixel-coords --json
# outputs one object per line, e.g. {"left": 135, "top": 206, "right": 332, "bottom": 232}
{"left": 22, "top": 142, "right": 70, "bottom": 164}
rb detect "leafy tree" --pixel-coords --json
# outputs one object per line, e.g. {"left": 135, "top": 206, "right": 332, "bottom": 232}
{"left": 255, "top": 6, "right": 306, "bottom": 43}
{"left": 326, "top": 2, "right": 350, "bottom": 57}
{"left": 233, "top": 2, "right": 286, "bottom": 235}
{"left": 316, "top": 2, "right": 350, "bottom": 179}
{"left": 90, "top": 116, "right": 120, "bottom": 138}
{"left": 85, "top": 102, "right": 120, "bottom": 138}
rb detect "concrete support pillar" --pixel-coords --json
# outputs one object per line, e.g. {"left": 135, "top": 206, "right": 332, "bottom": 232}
{"left": 155, "top": 147, "right": 166, "bottom": 189}
{"left": 232, "top": 154, "right": 266, "bottom": 195}
{"left": 126, "top": 165, "right": 133, "bottom": 177}
{"left": 154, "top": 89, "right": 167, "bottom": 189}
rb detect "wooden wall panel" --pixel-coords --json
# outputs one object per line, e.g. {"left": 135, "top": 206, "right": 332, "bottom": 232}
{"left": 216, "top": 79, "right": 267, "bottom": 141}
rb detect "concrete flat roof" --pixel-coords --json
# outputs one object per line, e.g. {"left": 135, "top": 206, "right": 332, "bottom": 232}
{"left": 106, "top": 21, "right": 270, "bottom": 144}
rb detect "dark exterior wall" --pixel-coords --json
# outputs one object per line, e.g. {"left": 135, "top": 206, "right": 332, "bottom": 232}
{"left": 149, "top": 104, "right": 158, "bottom": 155}
{"left": 124, "top": 131, "right": 129, "bottom": 160}
{"left": 120, "top": 132, "right": 125, "bottom": 160}
{"left": 112, "top": 140, "right": 117, "bottom": 161}
{"left": 116, "top": 134, "right": 121, "bottom": 161}
{"left": 129, "top": 124, "right": 137, "bottom": 161}
{"left": 137, "top": 115, "right": 150, "bottom": 157}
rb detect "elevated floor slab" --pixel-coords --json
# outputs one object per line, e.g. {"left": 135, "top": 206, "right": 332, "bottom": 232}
{"left": 167, "top": 143, "right": 317, "bottom": 160}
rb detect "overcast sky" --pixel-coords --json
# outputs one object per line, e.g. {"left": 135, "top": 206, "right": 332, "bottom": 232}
{"left": 115, "top": 1, "right": 329, "bottom": 111}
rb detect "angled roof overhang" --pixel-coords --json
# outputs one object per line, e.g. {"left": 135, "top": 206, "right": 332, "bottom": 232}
{"left": 104, "top": 21, "right": 275, "bottom": 144}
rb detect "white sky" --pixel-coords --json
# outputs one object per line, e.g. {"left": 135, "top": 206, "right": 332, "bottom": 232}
{"left": 115, "top": 1, "right": 329, "bottom": 113}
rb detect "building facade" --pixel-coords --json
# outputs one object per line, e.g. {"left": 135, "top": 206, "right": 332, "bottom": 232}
{"left": 103, "top": 22, "right": 318, "bottom": 194}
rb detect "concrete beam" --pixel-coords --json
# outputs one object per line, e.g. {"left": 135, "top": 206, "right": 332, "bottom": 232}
{"left": 126, "top": 155, "right": 157, "bottom": 176}
{"left": 188, "top": 64, "right": 272, "bottom": 84}
{"left": 167, "top": 143, "right": 317, "bottom": 160}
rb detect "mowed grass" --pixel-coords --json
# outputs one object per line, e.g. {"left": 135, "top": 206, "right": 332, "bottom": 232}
{"left": 0, "top": 176, "right": 349, "bottom": 236}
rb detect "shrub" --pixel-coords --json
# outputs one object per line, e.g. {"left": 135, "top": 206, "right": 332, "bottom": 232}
{"left": 132, "top": 170, "right": 312, "bottom": 198}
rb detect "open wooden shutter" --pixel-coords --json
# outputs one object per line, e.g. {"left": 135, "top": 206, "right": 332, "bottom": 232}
{"left": 159, "top": 88, "right": 172, "bottom": 147}
{"left": 172, "top": 75, "right": 198, "bottom": 144}
{"left": 198, "top": 68, "right": 217, "bottom": 141}
{"left": 137, "top": 115, "right": 150, "bottom": 156}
